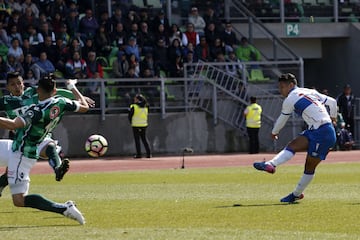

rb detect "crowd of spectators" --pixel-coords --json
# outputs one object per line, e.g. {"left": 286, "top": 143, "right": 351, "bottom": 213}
{"left": 0, "top": 0, "right": 262, "bottom": 93}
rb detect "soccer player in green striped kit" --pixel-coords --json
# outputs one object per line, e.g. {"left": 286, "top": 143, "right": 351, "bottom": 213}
{"left": 0, "top": 72, "right": 94, "bottom": 196}
{"left": 0, "top": 74, "right": 88, "bottom": 224}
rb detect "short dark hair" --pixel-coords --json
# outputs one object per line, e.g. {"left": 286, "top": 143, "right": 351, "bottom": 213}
{"left": 240, "top": 37, "right": 248, "bottom": 43}
{"left": 11, "top": 37, "right": 19, "bottom": 43}
{"left": 250, "top": 96, "right": 257, "bottom": 103}
{"left": 38, "top": 73, "right": 56, "bottom": 93}
{"left": 278, "top": 73, "right": 297, "bottom": 85}
{"left": 344, "top": 84, "right": 351, "bottom": 89}
{"left": 135, "top": 93, "right": 148, "bottom": 106}
{"left": 6, "top": 71, "right": 21, "bottom": 84}
{"left": 135, "top": 93, "right": 146, "bottom": 102}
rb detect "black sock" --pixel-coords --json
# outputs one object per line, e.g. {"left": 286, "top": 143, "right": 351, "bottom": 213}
{"left": 46, "top": 143, "right": 61, "bottom": 170}
{"left": 0, "top": 172, "right": 8, "bottom": 188}
{"left": 24, "top": 194, "right": 66, "bottom": 214}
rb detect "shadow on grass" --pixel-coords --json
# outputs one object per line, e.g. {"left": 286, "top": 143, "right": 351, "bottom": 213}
{"left": 0, "top": 210, "right": 56, "bottom": 215}
{"left": 216, "top": 202, "right": 299, "bottom": 208}
{"left": 0, "top": 211, "right": 15, "bottom": 214}
{"left": 0, "top": 224, "right": 75, "bottom": 230}
{"left": 0, "top": 214, "right": 80, "bottom": 229}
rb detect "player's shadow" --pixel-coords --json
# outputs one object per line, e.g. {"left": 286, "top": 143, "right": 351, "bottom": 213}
{"left": 216, "top": 202, "right": 299, "bottom": 208}
{"left": 0, "top": 213, "right": 80, "bottom": 229}
{"left": 0, "top": 210, "right": 16, "bottom": 214}
{"left": 0, "top": 210, "right": 43, "bottom": 213}
{"left": 0, "top": 224, "right": 75, "bottom": 231}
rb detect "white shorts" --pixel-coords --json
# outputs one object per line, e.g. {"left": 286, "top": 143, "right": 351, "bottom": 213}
{"left": 0, "top": 139, "right": 14, "bottom": 166}
{"left": 7, "top": 151, "right": 36, "bottom": 195}
{"left": 0, "top": 137, "right": 59, "bottom": 195}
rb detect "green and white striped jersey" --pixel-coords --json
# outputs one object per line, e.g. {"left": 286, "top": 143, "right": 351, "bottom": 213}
{"left": 13, "top": 97, "right": 80, "bottom": 159}
{"left": 0, "top": 87, "right": 74, "bottom": 119}
{"left": 0, "top": 87, "right": 38, "bottom": 119}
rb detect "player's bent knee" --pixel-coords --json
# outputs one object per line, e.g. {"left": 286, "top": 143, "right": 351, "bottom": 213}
{"left": 12, "top": 194, "right": 25, "bottom": 207}
{"left": 9, "top": 182, "right": 29, "bottom": 207}
{"left": 12, "top": 199, "right": 24, "bottom": 207}
{"left": 39, "top": 139, "right": 57, "bottom": 159}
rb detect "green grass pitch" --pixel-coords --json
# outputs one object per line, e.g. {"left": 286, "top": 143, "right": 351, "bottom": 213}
{"left": 0, "top": 163, "right": 359, "bottom": 240}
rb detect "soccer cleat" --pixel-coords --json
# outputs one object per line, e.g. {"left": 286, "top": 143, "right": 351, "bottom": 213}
{"left": 253, "top": 161, "right": 276, "bottom": 174}
{"left": 55, "top": 158, "right": 70, "bottom": 181}
{"left": 63, "top": 201, "right": 86, "bottom": 225}
{"left": 280, "top": 193, "right": 304, "bottom": 203}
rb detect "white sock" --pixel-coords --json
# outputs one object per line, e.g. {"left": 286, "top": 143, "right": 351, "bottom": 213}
{"left": 267, "top": 148, "right": 295, "bottom": 167}
{"left": 293, "top": 173, "right": 314, "bottom": 196}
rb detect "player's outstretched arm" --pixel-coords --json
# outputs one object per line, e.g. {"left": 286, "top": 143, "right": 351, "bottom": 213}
{"left": 272, "top": 113, "right": 291, "bottom": 136}
{"left": 325, "top": 96, "right": 338, "bottom": 119}
{"left": 271, "top": 97, "right": 293, "bottom": 136}
{"left": 0, "top": 117, "right": 25, "bottom": 130}
{"left": 83, "top": 96, "right": 95, "bottom": 108}
{"left": 66, "top": 79, "right": 89, "bottom": 113}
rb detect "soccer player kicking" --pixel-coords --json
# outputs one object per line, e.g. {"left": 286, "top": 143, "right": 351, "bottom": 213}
{"left": 253, "top": 73, "right": 338, "bottom": 203}
{"left": 0, "top": 74, "right": 89, "bottom": 224}
{"left": 0, "top": 72, "right": 94, "bottom": 196}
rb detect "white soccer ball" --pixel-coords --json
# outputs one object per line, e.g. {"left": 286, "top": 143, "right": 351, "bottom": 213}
{"left": 85, "top": 134, "right": 108, "bottom": 157}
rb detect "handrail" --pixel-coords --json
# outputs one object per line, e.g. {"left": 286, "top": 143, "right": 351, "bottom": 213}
{"left": 182, "top": 60, "right": 306, "bottom": 149}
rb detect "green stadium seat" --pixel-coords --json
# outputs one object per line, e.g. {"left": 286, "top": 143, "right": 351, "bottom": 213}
{"left": 54, "top": 70, "right": 64, "bottom": 79}
{"left": 159, "top": 70, "right": 167, "bottom": 78}
{"left": 156, "top": 85, "right": 175, "bottom": 101}
{"left": 165, "top": 86, "right": 175, "bottom": 101}
{"left": 108, "top": 47, "right": 119, "bottom": 60}
{"left": 102, "top": 71, "right": 111, "bottom": 79}
{"left": 249, "top": 69, "right": 270, "bottom": 82}
{"left": 98, "top": 57, "right": 112, "bottom": 77}
{"left": 102, "top": 67, "right": 113, "bottom": 76}
{"left": 105, "top": 86, "right": 118, "bottom": 101}
{"left": 108, "top": 56, "right": 117, "bottom": 67}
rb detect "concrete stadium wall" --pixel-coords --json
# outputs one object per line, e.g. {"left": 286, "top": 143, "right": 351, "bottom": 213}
{"left": 40, "top": 112, "right": 251, "bottom": 157}
{"left": 0, "top": 112, "right": 300, "bottom": 157}
{"left": 56, "top": 112, "right": 301, "bottom": 157}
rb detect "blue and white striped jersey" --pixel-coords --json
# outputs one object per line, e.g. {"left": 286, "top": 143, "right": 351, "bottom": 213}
{"left": 272, "top": 87, "right": 337, "bottom": 134}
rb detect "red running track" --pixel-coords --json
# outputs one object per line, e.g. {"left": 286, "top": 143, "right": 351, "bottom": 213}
{"left": 1, "top": 150, "right": 357, "bottom": 175}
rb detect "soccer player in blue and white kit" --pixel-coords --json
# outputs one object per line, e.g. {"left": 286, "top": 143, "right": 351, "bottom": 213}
{"left": 253, "top": 73, "right": 338, "bottom": 203}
